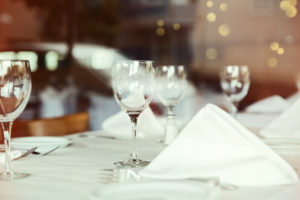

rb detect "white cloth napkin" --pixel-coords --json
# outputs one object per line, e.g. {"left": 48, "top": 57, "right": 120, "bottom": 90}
{"left": 0, "top": 150, "right": 22, "bottom": 163}
{"left": 246, "top": 95, "right": 290, "bottom": 114}
{"left": 139, "top": 104, "right": 298, "bottom": 186}
{"left": 39, "top": 86, "right": 67, "bottom": 118}
{"left": 260, "top": 98, "right": 300, "bottom": 138}
{"left": 269, "top": 182, "right": 300, "bottom": 200}
{"left": 102, "top": 108, "right": 164, "bottom": 140}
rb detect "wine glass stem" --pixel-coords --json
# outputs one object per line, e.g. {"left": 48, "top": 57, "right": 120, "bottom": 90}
{"left": 1, "top": 121, "right": 13, "bottom": 175}
{"left": 167, "top": 106, "right": 175, "bottom": 117}
{"left": 232, "top": 101, "right": 239, "bottom": 118}
{"left": 129, "top": 116, "right": 139, "bottom": 161}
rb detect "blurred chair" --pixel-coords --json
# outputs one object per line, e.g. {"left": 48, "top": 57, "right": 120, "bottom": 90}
{"left": 11, "top": 112, "right": 89, "bottom": 138}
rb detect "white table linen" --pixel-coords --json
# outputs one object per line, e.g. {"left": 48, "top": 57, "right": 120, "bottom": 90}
{"left": 139, "top": 104, "right": 298, "bottom": 186}
{"left": 0, "top": 150, "right": 22, "bottom": 163}
{"left": 261, "top": 98, "right": 300, "bottom": 138}
{"left": 0, "top": 132, "right": 299, "bottom": 200}
{"left": 245, "top": 95, "right": 289, "bottom": 114}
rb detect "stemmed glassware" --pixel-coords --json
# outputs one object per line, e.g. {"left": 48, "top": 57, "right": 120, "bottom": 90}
{"left": 0, "top": 60, "right": 32, "bottom": 180}
{"left": 219, "top": 65, "right": 250, "bottom": 117}
{"left": 112, "top": 60, "right": 155, "bottom": 168}
{"left": 155, "top": 65, "right": 186, "bottom": 144}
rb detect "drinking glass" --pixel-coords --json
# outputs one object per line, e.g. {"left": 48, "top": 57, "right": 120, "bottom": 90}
{"left": 0, "top": 60, "right": 32, "bottom": 180}
{"left": 156, "top": 65, "right": 186, "bottom": 144}
{"left": 112, "top": 60, "right": 155, "bottom": 168}
{"left": 219, "top": 65, "right": 250, "bottom": 117}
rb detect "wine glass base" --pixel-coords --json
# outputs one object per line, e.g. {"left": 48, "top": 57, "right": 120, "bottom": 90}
{"left": 0, "top": 172, "right": 30, "bottom": 180}
{"left": 114, "top": 159, "right": 150, "bottom": 168}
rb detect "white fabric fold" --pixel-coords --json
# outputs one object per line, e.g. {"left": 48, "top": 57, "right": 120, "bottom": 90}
{"left": 102, "top": 108, "right": 164, "bottom": 140}
{"left": 261, "top": 98, "right": 300, "bottom": 138}
{"left": 246, "top": 95, "right": 290, "bottom": 114}
{"left": 139, "top": 104, "right": 298, "bottom": 186}
{"left": 0, "top": 150, "right": 22, "bottom": 163}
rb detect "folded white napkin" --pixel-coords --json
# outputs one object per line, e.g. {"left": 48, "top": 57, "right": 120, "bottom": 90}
{"left": 139, "top": 104, "right": 298, "bottom": 186}
{"left": 39, "top": 86, "right": 67, "bottom": 118}
{"left": 102, "top": 108, "right": 164, "bottom": 140}
{"left": 261, "top": 98, "right": 300, "bottom": 138}
{"left": 0, "top": 150, "right": 22, "bottom": 163}
{"left": 246, "top": 95, "right": 290, "bottom": 114}
{"left": 269, "top": 182, "right": 300, "bottom": 200}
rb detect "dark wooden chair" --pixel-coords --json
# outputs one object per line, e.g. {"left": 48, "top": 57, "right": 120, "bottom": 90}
{"left": 11, "top": 112, "right": 89, "bottom": 138}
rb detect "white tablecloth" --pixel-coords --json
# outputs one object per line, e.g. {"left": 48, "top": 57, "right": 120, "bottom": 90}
{"left": 0, "top": 132, "right": 300, "bottom": 200}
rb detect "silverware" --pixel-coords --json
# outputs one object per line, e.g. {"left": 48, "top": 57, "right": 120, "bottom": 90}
{"left": 99, "top": 168, "right": 238, "bottom": 191}
{"left": 33, "top": 146, "right": 60, "bottom": 156}
{"left": 13, "top": 146, "right": 38, "bottom": 160}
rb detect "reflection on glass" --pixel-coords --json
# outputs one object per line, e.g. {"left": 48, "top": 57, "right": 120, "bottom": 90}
{"left": 112, "top": 60, "right": 155, "bottom": 168}
{"left": 0, "top": 60, "right": 32, "bottom": 180}
{"left": 156, "top": 65, "right": 186, "bottom": 144}
{"left": 220, "top": 65, "right": 250, "bottom": 117}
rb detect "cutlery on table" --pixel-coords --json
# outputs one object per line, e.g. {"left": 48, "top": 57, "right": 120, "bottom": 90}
{"left": 99, "top": 168, "right": 238, "bottom": 191}
{"left": 13, "top": 146, "right": 38, "bottom": 160}
{"left": 32, "top": 146, "right": 60, "bottom": 156}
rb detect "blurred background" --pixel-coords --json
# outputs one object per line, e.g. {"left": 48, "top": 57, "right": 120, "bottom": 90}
{"left": 0, "top": 0, "right": 299, "bottom": 130}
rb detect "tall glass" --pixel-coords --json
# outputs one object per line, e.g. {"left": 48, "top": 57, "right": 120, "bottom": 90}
{"left": 219, "top": 65, "right": 250, "bottom": 117}
{"left": 155, "top": 65, "right": 186, "bottom": 144}
{"left": 112, "top": 60, "right": 155, "bottom": 168}
{"left": 0, "top": 60, "right": 32, "bottom": 180}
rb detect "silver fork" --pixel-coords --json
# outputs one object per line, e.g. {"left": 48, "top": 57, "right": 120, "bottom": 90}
{"left": 99, "top": 168, "right": 238, "bottom": 191}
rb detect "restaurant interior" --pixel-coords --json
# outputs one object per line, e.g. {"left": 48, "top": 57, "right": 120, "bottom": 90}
{"left": 0, "top": 0, "right": 300, "bottom": 199}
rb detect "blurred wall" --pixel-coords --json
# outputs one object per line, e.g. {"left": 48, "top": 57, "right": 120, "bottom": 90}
{"left": 0, "top": 0, "right": 39, "bottom": 48}
{"left": 191, "top": 0, "right": 300, "bottom": 90}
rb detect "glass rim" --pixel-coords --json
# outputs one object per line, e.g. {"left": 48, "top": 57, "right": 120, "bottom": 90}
{"left": 0, "top": 59, "right": 30, "bottom": 62}
{"left": 156, "top": 64, "right": 185, "bottom": 67}
{"left": 222, "top": 65, "right": 248, "bottom": 68}
{"left": 117, "top": 60, "right": 154, "bottom": 63}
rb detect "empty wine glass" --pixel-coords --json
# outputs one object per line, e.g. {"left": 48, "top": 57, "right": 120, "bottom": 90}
{"left": 156, "top": 65, "right": 186, "bottom": 144}
{"left": 0, "top": 60, "right": 32, "bottom": 180}
{"left": 112, "top": 60, "right": 155, "bottom": 168}
{"left": 219, "top": 65, "right": 250, "bottom": 117}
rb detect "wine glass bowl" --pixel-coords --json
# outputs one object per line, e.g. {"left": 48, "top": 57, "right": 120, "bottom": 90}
{"left": 0, "top": 60, "right": 32, "bottom": 180}
{"left": 219, "top": 65, "right": 250, "bottom": 117}
{"left": 112, "top": 60, "right": 155, "bottom": 168}
{"left": 155, "top": 65, "right": 186, "bottom": 144}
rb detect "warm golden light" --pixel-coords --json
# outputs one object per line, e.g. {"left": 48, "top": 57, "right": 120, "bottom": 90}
{"left": 156, "top": 28, "right": 165, "bottom": 36}
{"left": 206, "top": 48, "right": 218, "bottom": 60}
{"left": 219, "top": 3, "right": 228, "bottom": 11}
{"left": 277, "top": 48, "right": 285, "bottom": 55}
{"left": 285, "top": 5, "right": 297, "bottom": 18}
{"left": 270, "top": 42, "right": 279, "bottom": 51}
{"left": 173, "top": 23, "right": 180, "bottom": 31}
{"left": 218, "top": 24, "right": 230, "bottom": 36}
{"left": 287, "top": 0, "right": 297, "bottom": 6}
{"left": 207, "top": 12, "right": 216, "bottom": 22}
{"left": 268, "top": 57, "right": 278, "bottom": 68}
{"left": 280, "top": 0, "right": 298, "bottom": 18}
{"left": 280, "top": 1, "right": 290, "bottom": 10}
{"left": 206, "top": 1, "right": 214, "bottom": 8}
{"left": 157, "top": 20, "right": 164, "bottom": 27}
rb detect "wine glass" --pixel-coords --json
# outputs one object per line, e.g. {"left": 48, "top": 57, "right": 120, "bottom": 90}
{"left": 155, "top": 65, "right": 186, "bottom": 144}
{"left": 0, "top": 60, "right": 32, "bottom": 180}
{"left": 219, "top": 65, "right": 250, "bottom": 117}
{"left": 112, "top": 60, "right": 155, "bottom": 168}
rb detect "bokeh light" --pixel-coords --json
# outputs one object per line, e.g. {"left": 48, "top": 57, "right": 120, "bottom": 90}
{"left": 206, "top": 48, "right": 218, "bottom": 60}
{"left": 207, "top": 12, "right": 216, "bottom": 22}
{"left": 218, "top": 24, "right": 230, "bottom": 36}
{"left": 268, "top": 57, "right": 278, "bottom": 68}
{"left": 219, "top": 3, "right": 228, "bottom": 11}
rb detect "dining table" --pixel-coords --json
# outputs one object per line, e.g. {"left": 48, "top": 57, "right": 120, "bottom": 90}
{"left": 1, "top": 129, "right": 300, "bottom": 200}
